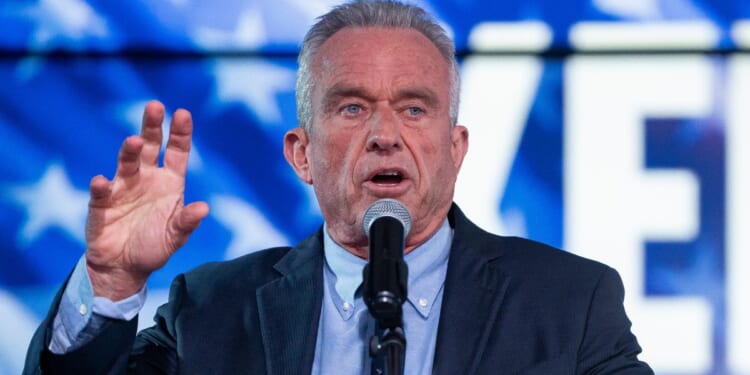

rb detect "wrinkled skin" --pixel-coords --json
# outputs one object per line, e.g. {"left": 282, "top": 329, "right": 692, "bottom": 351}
{"left": 85, "top": 101, "right": 209, "bottom": 300}
{"left": 86, "top": 26, "right": 469, "bottom": 300}
{"left": 284, "top": 27, "right": 469, "bottom": 258}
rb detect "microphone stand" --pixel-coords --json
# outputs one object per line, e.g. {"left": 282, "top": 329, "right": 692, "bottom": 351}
{"left": 363, "top": 215, "right": 408, "bottom": 375}
{"left": 370, "top": 323, "right": 406, "bottom": 375}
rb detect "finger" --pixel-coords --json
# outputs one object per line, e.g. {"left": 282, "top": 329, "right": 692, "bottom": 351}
{"left": 115, "top": 136, "right": 144, "bottom": 179}
{"left": 170, "top": 201, "right": 210, "bottom": 247}
{"left": 139, "top": 100, "right": 166, "bottom": 166}
{"left": 163, "top": 108, "right": 193, "bottom": 176}
{"left": 88, "top": 175, "right": 112, "bottom": 209}
{"left": 176, "top": 201, "right": 210, "bottom": 233}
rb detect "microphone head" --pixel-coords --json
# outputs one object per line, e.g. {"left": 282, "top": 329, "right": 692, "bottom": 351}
{"left": 362, "top": 198, "right": 412, "bottom": 238}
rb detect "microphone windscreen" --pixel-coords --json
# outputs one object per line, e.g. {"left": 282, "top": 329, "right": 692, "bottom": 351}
{"left": 362, "top": 199, "right": 412, "bottom": 238}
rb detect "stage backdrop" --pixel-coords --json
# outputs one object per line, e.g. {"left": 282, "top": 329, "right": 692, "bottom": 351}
{"left": 1, "top": 1, "right": 748, "bottom": 374}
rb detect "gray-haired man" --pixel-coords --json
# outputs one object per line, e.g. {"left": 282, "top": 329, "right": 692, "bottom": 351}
{"left": 25, "top": 1, "right": 652, "bottom": 373}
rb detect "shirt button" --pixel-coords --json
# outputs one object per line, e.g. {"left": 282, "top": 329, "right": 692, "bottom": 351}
{"left": 343, "top": 302, "right": 352, "bottom": 312}
{"left": 418, "top": 298, "right": 428, "bottom": 308}
{"left": 78, "top": 304, "right": 88, "bottom": 315}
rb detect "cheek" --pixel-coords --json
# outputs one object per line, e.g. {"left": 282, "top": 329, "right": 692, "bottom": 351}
{"left": 422, "top": 138, "right": 460, "bottom": 194}
{"left": 416, "top": 134, "right": 450, "bottom": 173}
{"left": 310, "top": 134, "right": 354, "bottom": 181}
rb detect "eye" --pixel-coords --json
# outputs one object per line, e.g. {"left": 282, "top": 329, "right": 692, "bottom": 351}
{"left": 406, "top": 106, "right": 424, "bottom": 117}
{"left": 341, "top": 104, "right": 362, "bottom": 116}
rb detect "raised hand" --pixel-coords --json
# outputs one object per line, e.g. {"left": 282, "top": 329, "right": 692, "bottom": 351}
{"left": 85, "top": 101, "right": 209, "bottom": 301}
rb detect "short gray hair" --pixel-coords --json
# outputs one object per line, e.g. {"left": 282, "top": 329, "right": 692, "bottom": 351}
{"left": 295, "top": 0, "right": 460, "bottom": 132}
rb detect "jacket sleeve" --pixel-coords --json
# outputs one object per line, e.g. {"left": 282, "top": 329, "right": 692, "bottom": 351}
{"left": 577, "top": 267, "right": 654, "bottom": 374}
{"left": 23, "top": 274, "right": 188, "bottom": 375}
{"left": 23, "top": 277, "right": 138, "bottom": 375}
{"left": 124, "top": 274, "right": 187, "bottom": 374}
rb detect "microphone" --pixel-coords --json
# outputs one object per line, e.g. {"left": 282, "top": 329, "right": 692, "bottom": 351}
{"left": 362, "top": 198, "right": 412, "bottom": 329}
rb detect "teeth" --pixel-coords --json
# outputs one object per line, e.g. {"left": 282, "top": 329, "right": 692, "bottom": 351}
{"left": 371, "top": 170, "right": 403, "bottom": 184}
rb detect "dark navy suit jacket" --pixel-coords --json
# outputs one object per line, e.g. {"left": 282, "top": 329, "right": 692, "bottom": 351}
{"left": 24, "top": 204, "right": 653, "bottom": 374}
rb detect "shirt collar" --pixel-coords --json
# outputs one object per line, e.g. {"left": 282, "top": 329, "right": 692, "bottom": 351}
{"left": 323, "top": 218, "right": 452, "bottom": 319}
{"left": 322, "top": 225, "right": 366, "bottom": 309}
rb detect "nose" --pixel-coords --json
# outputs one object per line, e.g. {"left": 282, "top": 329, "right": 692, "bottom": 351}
{"left": 366, "top": 109, "right": 402, "bottom": 152}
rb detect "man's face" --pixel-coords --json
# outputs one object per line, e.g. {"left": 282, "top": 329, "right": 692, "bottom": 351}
{"left": 285, "top": 26, "right": 468, "bottom": 257}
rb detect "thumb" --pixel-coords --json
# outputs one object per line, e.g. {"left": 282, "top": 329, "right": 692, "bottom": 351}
{"left": 172, "top": 201, "right": 210, "bottom": 243}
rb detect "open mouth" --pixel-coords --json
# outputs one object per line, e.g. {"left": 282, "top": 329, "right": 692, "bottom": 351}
{"left": 370, "top": 171, "right": 404, "bottom": 185}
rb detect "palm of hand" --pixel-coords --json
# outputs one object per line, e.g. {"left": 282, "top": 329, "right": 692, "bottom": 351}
{"left": 84, "top": 101, "right": 208, "bottom": 299}
{"left": 87, "top": 164, "right": 187, "bottom": 275}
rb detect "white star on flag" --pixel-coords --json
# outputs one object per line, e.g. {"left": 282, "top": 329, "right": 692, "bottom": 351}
{"left": 212, "top": 60, "right": 296, "bottom": 124}
{"left": 24, "top": 0, "right": 109, "bottom": 49}
{"left": 210, "top": 194, "right": 290, "bottom": 260}
{"left": 192, "top": 7, "right": 267, "bottom": 50}
{"left": 8, "top": 163, "right": 89, "bottom": 247}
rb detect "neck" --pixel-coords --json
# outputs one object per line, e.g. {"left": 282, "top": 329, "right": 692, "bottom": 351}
{"left": 326, "top": 205, "right": 451, "bottom": 260}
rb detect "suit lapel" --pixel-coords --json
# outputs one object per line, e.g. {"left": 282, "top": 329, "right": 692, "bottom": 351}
{"left": 432, "top": 205, "right": 511, "bottom": 375}
{"left": 253, "top": 206, "right": 508, "bottom": 375}
{"left": 256, "top": 231, "right": 325, "bottom": 375}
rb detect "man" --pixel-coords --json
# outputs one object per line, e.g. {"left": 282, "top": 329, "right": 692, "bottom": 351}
{"left": 24, "top": 0, "right": 653, "bottom": 374}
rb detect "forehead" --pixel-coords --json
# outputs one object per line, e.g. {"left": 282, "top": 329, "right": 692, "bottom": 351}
{"left": 311, "top": 26, "right": 451, "bottom": 99}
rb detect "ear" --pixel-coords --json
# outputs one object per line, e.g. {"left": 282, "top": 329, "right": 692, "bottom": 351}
{"left": 283, "top": 127, "right": 313, "bottom": 184}
{"left": 450, "top": 125, "right": 469, "bottom": 170}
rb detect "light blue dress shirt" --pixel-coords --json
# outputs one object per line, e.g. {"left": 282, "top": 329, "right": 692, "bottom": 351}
{"left": 312, "top": 219, "right": 452, "bottom": 375}
{"left": 51, "top": 219, "right": 452, "bottom": 375}
{"left": 50, "top": 256, "right": 145, "bottom": 353}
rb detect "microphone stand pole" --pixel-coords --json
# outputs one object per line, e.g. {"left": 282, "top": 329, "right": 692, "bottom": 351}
{"left": 363, "top": 216, "right": 408, "bottom": 375}
{"left": 370, "top": 323, "right": 406, "bottom": 375}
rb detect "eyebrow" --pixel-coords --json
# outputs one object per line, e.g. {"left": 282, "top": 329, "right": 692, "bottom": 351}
{"left": 321, "top": 83, "right": 441, "bottom": 114}
{"left": 322, "top": 84, "right": 374, "bottom": 114}
{"left": 392, "top": 87, "right": 439, "bottom": 109}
